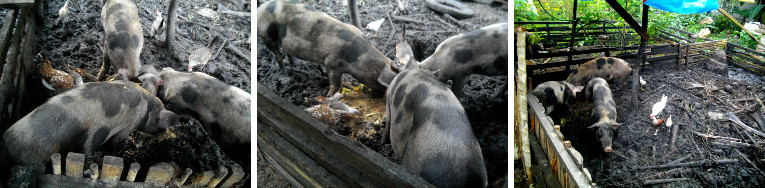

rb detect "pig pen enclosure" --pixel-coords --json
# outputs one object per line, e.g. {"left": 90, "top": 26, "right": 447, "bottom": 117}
{"left": 256, "top": 0, "right": 508, "bottom": 187}
{"left": 0, "top": 0, "right": 251, "bottom": 186}
{"left": 517, "top": 20, "right": 765, "bottom": 187}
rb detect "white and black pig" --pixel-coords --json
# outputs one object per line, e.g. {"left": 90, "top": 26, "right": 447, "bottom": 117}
{"left": 396, "top": 22, "right": 508, "bottom": 97}
{"left": 379, "top": 61, "right": 488, "bottom": 187}
{"left": 586, "top": 78, "right": 622, "bottom": 153}
{"left": 2, "top": 81, "right": 180, "bottom": 173}
{"left": 531, "top": 81, "right": 583, "bottom": 115}
{"left": 566, "top": 57, "right": 632, "bottom": 87}
{"left": 141, "top": 68, "right": 251, "bottom": 170}
{"left": 256, "top": 0, "right": 397, "bottom": 96}
{"left": 97, "top": 0, "right": 144, "bottom": 81}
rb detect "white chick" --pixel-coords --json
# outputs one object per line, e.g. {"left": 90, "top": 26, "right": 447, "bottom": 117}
{"left": 650, "top": 94, "right": 668, "bottom": 120}
{"left": 365, "top": 18, "right": 385, "bottom": 37}
{"left": 666, "top": 115, "right": 673, "bottom": 131}
{"left": 188, "top": 47, "right": 213, "bottom": 71}
{"left": 56, "top": 0, "right": 70, "bottom": 25}
{"left": 150, "top": 10, "right": 165, "bottom": 38}
{"left": 639, "top": 76, "right": 646, "bottom": 86}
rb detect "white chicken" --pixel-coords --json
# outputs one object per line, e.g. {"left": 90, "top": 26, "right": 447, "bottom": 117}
{"left": 56, "top": 0, "right": 70, "bottom": 25}
{"left": 150, "top": 10, "right": 165, "bottom": 38}
{"left": 365, "top": 18, "right": 385, "bottom": 37}
{"left": 650, "top": 95, "right": 668, "bottom": 123}
{"left": 639, "top": 76, "right": 646, "bottom": 86}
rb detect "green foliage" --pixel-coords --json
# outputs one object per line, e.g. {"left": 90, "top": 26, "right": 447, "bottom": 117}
{"left": 514, "top": 0, "right": 538, "bottom": 21}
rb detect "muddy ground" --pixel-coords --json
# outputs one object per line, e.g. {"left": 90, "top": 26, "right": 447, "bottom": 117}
{"left": 8, "top": 0, "right": 251, "bottom": 186}
{"left": 552, "top": 61, "right": 765, "bottom": 187}
{"left": 256, "top": 0, "right": 508, "bottom": 186}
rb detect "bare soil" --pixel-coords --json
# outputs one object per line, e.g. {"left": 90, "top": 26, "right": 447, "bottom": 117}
{"left": 256, "top": 0, "right": 508, "bottom": 186}
{"left": 16, "top": 0, "right": 251, "bottom": 186}
{"left": 560, "top": 62, "right": 765, "bottom": 187}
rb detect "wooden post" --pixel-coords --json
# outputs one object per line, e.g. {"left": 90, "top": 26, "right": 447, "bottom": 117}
{"left": 516, "top": 28, "right": 532, "bottom": 182}
{"left": 568, "top": 0, "right": 579, "bottom": 64}
{"left": 166, "top": 0, "right": 179, "bottom": 52}
{"left": 348, "top": 0, "right": 360, "bottom": 29}
{"left": 632, "top": 4, "right": 649, "bottom": 108}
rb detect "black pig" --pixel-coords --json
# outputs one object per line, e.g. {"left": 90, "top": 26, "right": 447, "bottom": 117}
{"left": 586, "top": 78, "right": 621, "bottom": 153}
{"left": 97, "top": 0, "right": 144, "bottom": 81}
{"left": 2, "top": 81, "right": 179, "bottom": 173}
{"left": 256, "top": 0, "right": 397, "bottom": 96}
{"left": 380, "top": 62, "right": 487, "bottom": 187}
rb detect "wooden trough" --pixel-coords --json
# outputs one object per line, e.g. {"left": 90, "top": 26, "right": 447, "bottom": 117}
{"left": 256, "top": 82, "right": 435, "bottom": 187}
{"left": 9, "top": 152, "right": 245, "bottom": 187}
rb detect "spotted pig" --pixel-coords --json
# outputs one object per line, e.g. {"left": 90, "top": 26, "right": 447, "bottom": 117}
{"left": 396, "top": 23, "right": 508, "bottom": 97}
{"left": 146, "top": 68, "right": 251, "bottom": 170}
{"left": 256, "top": 0, "right": 397, "bottom": 96}
{"left": 2, "top": 81, "right": 180, "bottom": 173}
{"left": 586, "top": 78, "right": 621, "bottom": 152}
{"left": 97, "top": 0, "right": 144, "bottom": 81}
{"left": 566, "top": 57, "right": 632, "bottom": 87}
{"left": 532, "top": 81, "right": 583, "bottom": 115}
{"left": 380, "top": 62, "right": 487, "bottom": 187}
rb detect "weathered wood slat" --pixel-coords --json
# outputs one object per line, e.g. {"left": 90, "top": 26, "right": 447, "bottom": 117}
{"left": 0, "top": 9, "right": 18, "bottom": 73}
{"left": 0, "top": 8, "right": 27, "bottom": 129}
{"left": 258, "top": 120, "right": 348, "bottom": 187}
{"left": 257, "top": 82, "right": 434, "bottom": 187}
{"left": 516, "top": 21, "right": 574, "bottom": 24}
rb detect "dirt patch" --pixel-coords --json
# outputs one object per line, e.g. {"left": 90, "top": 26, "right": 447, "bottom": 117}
{"left": 558, "top": 63, "right": 765, "bottom": 187}
{"left": 23, "top": 0, "right": 251, "bottom": 186}
{"left": 256, "top": 0, "right": 508, "bottom": 185}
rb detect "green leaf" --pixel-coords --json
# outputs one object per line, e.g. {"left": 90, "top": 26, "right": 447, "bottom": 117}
{"left": 750, "top": 5, "right": 765, "bottom": 19}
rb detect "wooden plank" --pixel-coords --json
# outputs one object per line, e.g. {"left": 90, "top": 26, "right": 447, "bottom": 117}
{"left": 530, "top": 134, "right": 562, "bottom": 188}
{"left": 646, "top": 55, "right": 679, "bottom": 62}
{"left": 258, "top": 121, "right": 348, "bottom": 187}
{"left": 0, "top": 9, "right": 17, "bottom": 73}
{"left": 0, "top": 8, "right": 26, "bottom": 129}
{"left": 0, "top": 0, "right": 34, "bottom": 6}
{"left": 13, "top": 7, "right": 34, "bottom": 121}
{"left": 528, "top": 94, "right": 594, "bottom": 187}
{"left": 256, "top": 82, "right": 434, "bottom": 187}
{"left": 527, "top": 27, "right": 571, "bottom": 32}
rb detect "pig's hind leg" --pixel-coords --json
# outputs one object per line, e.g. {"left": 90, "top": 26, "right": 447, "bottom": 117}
{"left": 262, "top": 39, "right": 289, "bottom": 74}
{"left": 326, "top": 71, "right": 342, "bottom": 96}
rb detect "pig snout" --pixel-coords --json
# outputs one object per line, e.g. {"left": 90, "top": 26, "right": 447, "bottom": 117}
{"left": 604, "top": 146, "right": 612, "bottom": 153}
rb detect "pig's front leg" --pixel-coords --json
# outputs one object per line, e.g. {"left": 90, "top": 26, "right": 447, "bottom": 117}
{"left": 97, "top": 51, "right": 112, "bottom": 81}
{"left": 451, "top": 76, "right": 467, "bottom": 98}
{"left": 326, "top": 71, "right": 342, "bottom": 96}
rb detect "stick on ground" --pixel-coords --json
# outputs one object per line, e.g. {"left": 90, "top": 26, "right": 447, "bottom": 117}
{"left": 642, "top": 178, "right": 690, "bottom": 185}
{"left": 638, "top": 159, "right": 739, "bottom": 170}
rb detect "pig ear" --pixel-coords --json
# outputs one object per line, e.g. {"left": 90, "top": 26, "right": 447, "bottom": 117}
{"left": 587, "top": 124, "right": 599, "bottom": 129}
{"left": 404, "top": 59, "right": 419, "bottom": 70}
{"left": 612, "top": 122, "right": 622, "bottom": 129}
{"left": 377, "top": 69, "right": 396, "bottom": 87}
{"left": 573, "top": 86, "right": 584, "bottom": 93}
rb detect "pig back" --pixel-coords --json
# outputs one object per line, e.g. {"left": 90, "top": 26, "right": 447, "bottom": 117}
{"left": 101, "top": 0, "right": 144, "bottom": 79}
{"left": 2, "top": 81, "right": 161, "bottom": 171}
{"left": 156, "top": 71, "right": 251, "bottom": 147}
{"left": 386, "top": 69, "right": 488, "bottom": 187}
{"left": 567, "top": 57, "right": 632, "bottom": 86}
{"left": 419, "top": 23, "right": 509, "bottom": 80}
